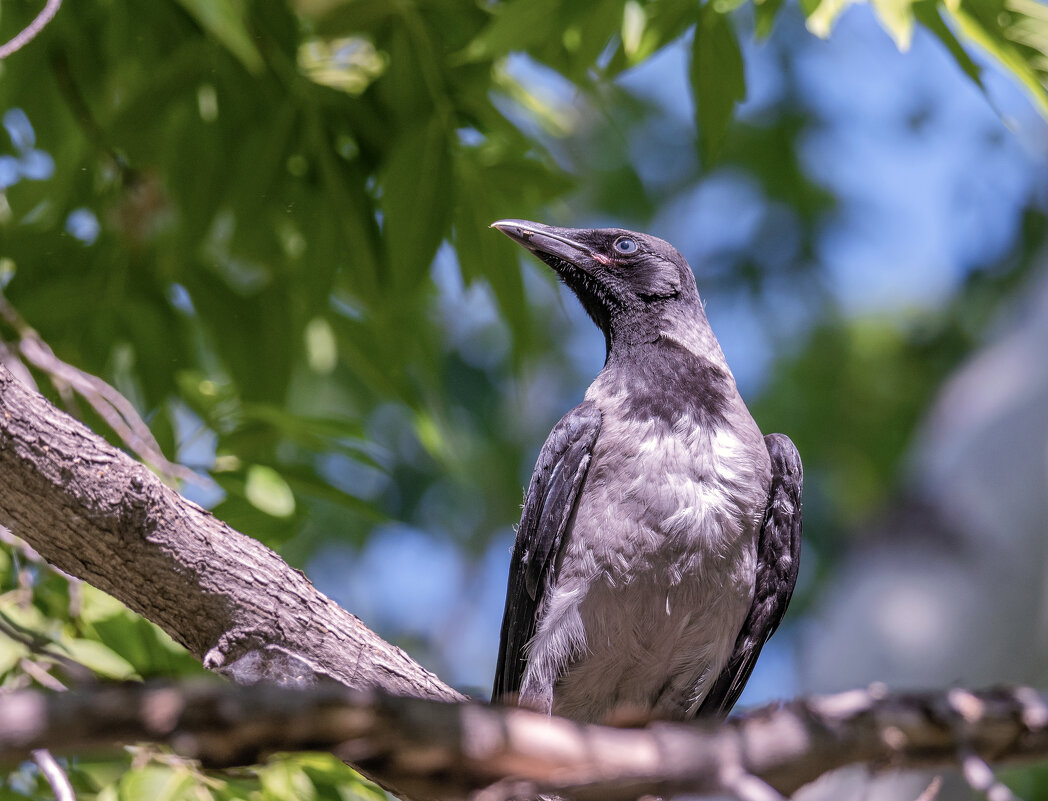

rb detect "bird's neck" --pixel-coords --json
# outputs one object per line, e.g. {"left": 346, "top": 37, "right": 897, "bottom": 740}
{"left": 607, "top": 304, "right": 733, "bottom": 377}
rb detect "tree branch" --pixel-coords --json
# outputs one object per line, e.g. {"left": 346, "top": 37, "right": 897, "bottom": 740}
{"left": 0, "top": 363, "right": 462, "bottom": 704}
{"left": 1, "top": 682, "right": 1047, "bottom": 800}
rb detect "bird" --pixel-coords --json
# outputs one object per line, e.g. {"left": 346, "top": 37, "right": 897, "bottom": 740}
{"left": 489, "top": 219, "right": 802, "bottom": 723}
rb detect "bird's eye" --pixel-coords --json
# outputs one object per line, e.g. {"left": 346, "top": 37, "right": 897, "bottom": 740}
{"left": 613, "top": 236, "right": 638, "bottom": 254}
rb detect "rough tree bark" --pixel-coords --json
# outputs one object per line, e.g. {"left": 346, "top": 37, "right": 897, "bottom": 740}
{"left": 0, "top": 363, "right": 461, "bottom": 703}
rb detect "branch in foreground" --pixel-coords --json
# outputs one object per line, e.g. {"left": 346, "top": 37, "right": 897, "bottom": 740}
{"left": 0, "top": 363, "right": 462, "bottom": 704}
{"left": 2, "top": 682, "right": 1047, "bottom": 800}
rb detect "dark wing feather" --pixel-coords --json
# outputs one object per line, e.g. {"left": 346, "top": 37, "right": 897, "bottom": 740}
{"left": 492, "top": 401, "right": 602, "bottom": 703}
{"left": 697, "top": 432, "right": 803, "bottom": 718}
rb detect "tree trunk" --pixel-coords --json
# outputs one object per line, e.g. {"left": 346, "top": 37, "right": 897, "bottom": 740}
{"left": 0, "top": 364, "right": 462, "bottom": 703}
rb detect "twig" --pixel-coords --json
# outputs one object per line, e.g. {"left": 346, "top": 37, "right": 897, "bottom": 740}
{"left": 0, "top": 611, "right": 96, "bottom": 685}
{"left": 914, "top": 776, "right": 942, "bottom": 801}
{"left": 948, "top": 688, "right": 1022, "bottom": 801}
{"left": 0, "top": 0, "right": 63, "bottom": 60}
{"left": 18, "top": 659, "right": 69, "bottom": 693}
{"left": 31, "top": 749, "right": 77, "bottom": 801}
{"left": 960, "top": 751, "right": 1020, "bottom": 801}
{"left": 0, "top": 290, "right": 204, "bottom": 486}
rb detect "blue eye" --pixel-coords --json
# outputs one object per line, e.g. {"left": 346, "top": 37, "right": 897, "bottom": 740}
{"left": 613, "top": 236, "right": 638, "bottom": 254}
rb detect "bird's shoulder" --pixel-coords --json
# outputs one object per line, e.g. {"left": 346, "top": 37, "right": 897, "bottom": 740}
{"left": 527, "top": 401, "right": 602, "bottom": 482}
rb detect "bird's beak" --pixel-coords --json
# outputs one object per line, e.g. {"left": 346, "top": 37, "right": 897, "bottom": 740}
{"left": 490, "top": 219, "right": 597, "bottom": 268}
{"left": 492, "top": 218, "right": 617, "bottom": 341}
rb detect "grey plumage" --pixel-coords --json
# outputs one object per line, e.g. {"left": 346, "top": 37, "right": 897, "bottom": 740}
{"left": 491, "top": 219, "right": 802, "bottom": 723}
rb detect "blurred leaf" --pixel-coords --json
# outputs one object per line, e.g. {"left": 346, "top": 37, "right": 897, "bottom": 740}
{"left": 913, "top": 0, "right": 985, "bottom": 88}
{"left": 293, "top": 753, "right": 388, "bottom": 800}
{"left": 805, "top": 0, "right": 855, "bottom": 37}
{"left": 459, "top": 0, "right": 565, "bottom": 62}
{"left": 239, "top": 404, "right": 379, "bottom": 463}
{"left": 258, "top": 760, "right": 316, "bottom": 801}
{"left": 621, "top": 1, "right": 647, "bottom": 61}
{"left": 690, "top": 5, "right": 747, "bottom": 166}
{"left": 304, "top": 316, "right": 339, "bottom": 374}
{"left": 605, "top": 0, "right": 698, "bottom": 71}
{"left": 0, "top": 635, "right": 21, "bottom": 675}
{"left": 279, "top": 464, "right": 388, "bottom": 521}
{"left": 60, "top": 638, "right": 140, "bottom": 680}
{"left": 755, "top": 0, "right": 788, "bottom": 38}
{"left": 80, "top": 585, "right": 203, "bottom": 678}
{"left": 246, "top": 464, "right": 297, "bottom": 518}
{"left": 117, "top": 766, "right": 197, "bottom": 801}
{"left": 871, "top": 0, "right": 916, "bottom": 49}
{"left": 173, "top": 0, "right": 265, "bottom": 74}
{"left": 453, "top": 154, "right": 532, "bottom": 352}
{"left": 491, "top": 68, "right": 580, "bottom": 137}
{"left": 298, "top": 36, "right": 388, "bottom": 96}
{"left": 86, "top": 614, "right": 203, "bottom": 678}
{"left": 313, "top": 0, "right": 398, "bottom": 36}
{"left": 945, "top": 0, "right": 1048, "bottom": 116}
{"left": 381, "top": 119, "right": 454, "bottom": 291}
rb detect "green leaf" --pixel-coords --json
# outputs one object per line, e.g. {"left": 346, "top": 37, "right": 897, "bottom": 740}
{"left": 0, "top": 634, "right": 22, "bottom": 675}
{"left": 278, "top": 465, "right": 387, "bottom": 522}
{"left": 118, "top": 766, "right": 197, "bottom": 801}
{"left": 945, "top": 0, "right": 1048, "bottom": 117}
{"left": 173, "top": 0, "right": 265, "bottom": 74}
{"left": 458, "top": 0, "right": 565, "bottom": 62}
{"left": 296, "top": 753, "right": 388, "bottom": 801}
{"left": 622, "top": 1, "right": 647, "bottom": 60}
{"left": 755, "top": 0, "right": 788, "bottom": 39}
{"left": 913, "top": 0, "right": 984, "bottom": 88}
{"left": 60, "top": 639, "right": 140, "bottom": 680}
{"left": 491, "top": 68, "right": 581, "bottom": 137}
{"left": 452, "top": 157, "right": 531, "bottom": 352}
{"left": 298, "top": 36, "right": 388, "bottom": 96}
{"left": 304, "top": 316, "right": 338, "bottom": 374}
{"left": 381, "top": 119, "right": 453, "bottom": 290}
{"left": 237, "top": 404, "right": 379, "bottom": 466}
{"left": 690, "top": 5, "right": 747, "bottom": 166}
{"left": 245, "top": 464, "right": 297, "bottom": 518}
{"left": 258, "top": 761, "right": 317, "bottom": 801}
{"left": 805, "top": 0, "right": 855, "bottom": 37}
{"left": 79, "top": 586, "right": 204, "bottom": 678}
{"left": 871, "top": 0, "right": 916, "bottom": 49}
{"left": 603, "top": 0, "right": 698, "bottom": 74}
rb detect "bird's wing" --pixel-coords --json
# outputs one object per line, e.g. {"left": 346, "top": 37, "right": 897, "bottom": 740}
{"left": 492, "top": 401, "right": 602, "bottom": 703}
{"left": 697, "top": 432, "right": 803, "bottom": 718}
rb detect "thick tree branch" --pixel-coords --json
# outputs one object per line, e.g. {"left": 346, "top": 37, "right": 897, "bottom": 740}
{"left": 1, "top": 682, "right": 1047, "bottom": 800}
{"left": 0, "top": 364, "right": 462, "bottom": 704}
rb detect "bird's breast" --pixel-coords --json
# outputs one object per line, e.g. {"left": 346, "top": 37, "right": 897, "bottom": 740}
{"left": 572, "top": 403, "right": 768, "bottom": 583}
{"left": 540, "top": 387, "right": 771, "bottom": 721}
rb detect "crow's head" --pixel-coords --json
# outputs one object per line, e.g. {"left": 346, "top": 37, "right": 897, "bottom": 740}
{"left": 492, "top": 219, "right": 702, "bottom": 352}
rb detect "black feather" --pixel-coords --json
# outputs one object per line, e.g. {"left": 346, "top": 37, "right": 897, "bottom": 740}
{"left": 492, "top": 401, "right": 602, "bottom": 702}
